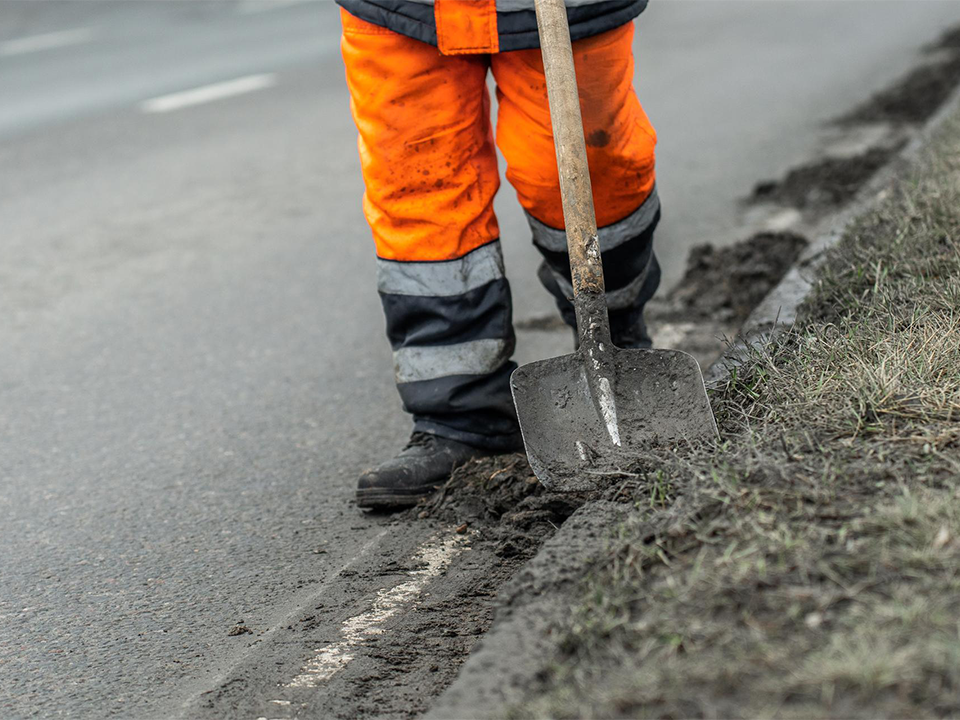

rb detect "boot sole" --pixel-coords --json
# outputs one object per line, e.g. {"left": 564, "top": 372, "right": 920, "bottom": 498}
{"left": 355, "top": 486, "right": 437, "bottom": 510}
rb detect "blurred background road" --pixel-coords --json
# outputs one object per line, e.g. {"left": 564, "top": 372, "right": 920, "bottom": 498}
{"left": 3, "top": 1, "right": 960, "bottom": 716}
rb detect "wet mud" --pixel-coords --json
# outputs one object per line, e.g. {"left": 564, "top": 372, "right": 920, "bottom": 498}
{"left": 750, "top": 146, "right": 904, "bottom": 209}
{"left": 405, "top": 454, "right": 593, "bottom": 559}
{"left": 666, "top": 231, "right": 809, "bottom": 324}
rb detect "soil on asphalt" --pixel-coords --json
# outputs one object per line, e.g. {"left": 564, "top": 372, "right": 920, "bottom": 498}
{"left": 750, "top": 146, "right": 904, "bottom": 209}
{"left": 666, "top": 231, "right": 809, "bottom": 324}
{"left": 406, "top": 454, "right": 590, "bottom": 560}
{"left": 189, "top": 506, "right": 532, "bottom": 720}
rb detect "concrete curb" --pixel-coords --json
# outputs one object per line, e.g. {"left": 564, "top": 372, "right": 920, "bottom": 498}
{"left": 423, "top": 83, "right": 960, "bottom": 720}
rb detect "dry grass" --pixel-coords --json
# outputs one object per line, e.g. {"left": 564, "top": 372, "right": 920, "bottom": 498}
{"left": 509, "top": 114, "right": 960, "bottom": 719}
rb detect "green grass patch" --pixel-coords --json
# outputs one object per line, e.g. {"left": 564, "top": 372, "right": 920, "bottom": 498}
{"left": 510, "top": 114, "right": 960, "bottom": 719}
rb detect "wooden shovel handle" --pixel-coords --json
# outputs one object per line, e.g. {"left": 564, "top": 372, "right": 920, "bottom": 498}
{"left": 534, "top": 0, "right": 606, "bottom": 299}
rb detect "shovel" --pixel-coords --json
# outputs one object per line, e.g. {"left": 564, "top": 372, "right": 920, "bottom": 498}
{"left": 510, "top": 0, "right": 718, "bottom": 492}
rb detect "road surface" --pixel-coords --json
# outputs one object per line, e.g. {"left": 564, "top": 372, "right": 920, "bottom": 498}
{"left": 3, "top": 1, "right": 960, "bottom": 717}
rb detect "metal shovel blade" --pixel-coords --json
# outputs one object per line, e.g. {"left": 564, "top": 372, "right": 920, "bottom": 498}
{"left": 510, "top": 346, "right": 717, "bottom": 492}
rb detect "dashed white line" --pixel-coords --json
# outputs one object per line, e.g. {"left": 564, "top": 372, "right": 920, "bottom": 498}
{"left": 139, "top": 73, "right": 277, "bottom": 114}
{"left": 0, "top": 27, "right": 95, "bottom": 56}
{"left": 280, "top": 531, "right": 469, "bottom": 690}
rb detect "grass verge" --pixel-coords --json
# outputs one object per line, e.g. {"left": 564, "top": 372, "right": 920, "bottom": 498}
{"left": 509, "top": 111, "right": 960, "bottom": 719}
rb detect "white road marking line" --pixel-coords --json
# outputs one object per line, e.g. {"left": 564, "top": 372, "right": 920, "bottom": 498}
{"left": 0, "top": 27, "right": 95, "bottom": 56}
{"left": 139, "top": 73, "right": 276, "bottom": 114}
{"left": 281, "top": 532, "right": 469, "bottom": 690}
{"left": 238, "top": 0, "right": 319, "bottom": 14}
{"left": 185, "top": 528, "right": 391, "bottom": 716}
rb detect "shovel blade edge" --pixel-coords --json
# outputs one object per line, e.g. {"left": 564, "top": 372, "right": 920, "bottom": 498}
{"left": 510, "top": 348, "right": 717, "bottom": 492}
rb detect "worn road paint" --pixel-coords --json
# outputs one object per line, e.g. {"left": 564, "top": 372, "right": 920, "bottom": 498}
{"left": 0, "top": 28, "right": 94, "bottom": 56}
{"left": 139, "top": 74, "right": 276, "bottom": 114}
{"left": 280, "top": 532, "right": 469, "bottom": 690}
{"left": 181, "top": 528, "right": 392, "bottom": 717}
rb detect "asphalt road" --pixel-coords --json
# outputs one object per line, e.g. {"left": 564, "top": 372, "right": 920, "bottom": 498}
{"left": 3, "top": 1, "right": 960, "bottom": 717}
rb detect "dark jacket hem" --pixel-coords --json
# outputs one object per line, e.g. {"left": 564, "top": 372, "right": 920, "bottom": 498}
{"left": 336, "top": 0, "right": 647, "bottom": 52}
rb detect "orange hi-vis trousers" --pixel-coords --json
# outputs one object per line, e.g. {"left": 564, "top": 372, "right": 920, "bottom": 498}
{"left": 341, "top": 10, "right": 660, "bottom": 449}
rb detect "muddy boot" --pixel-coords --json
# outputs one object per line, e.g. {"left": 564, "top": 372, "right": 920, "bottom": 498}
{"left": 612, "top": 313, "right": 653, "bottom": 349}
{"left": 356, "top": 432, "right": 493, "bottom": 509}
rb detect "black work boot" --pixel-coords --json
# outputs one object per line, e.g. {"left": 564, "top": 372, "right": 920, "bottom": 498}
{"left": 612, "top": 313, "right": 653, "bottom": 349}
{"left": 356, "top": 432, "right": 493, "bottom": 509}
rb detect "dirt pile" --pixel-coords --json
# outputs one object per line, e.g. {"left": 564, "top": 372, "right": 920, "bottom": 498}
{"left": 751, "top": 146, "right": 903, "bottom": 209}
{"left": 666, "top": 231, "right": 808, "bottom": 323}
{"left": 406, "top": 454, "right": 594, "bottom": 559}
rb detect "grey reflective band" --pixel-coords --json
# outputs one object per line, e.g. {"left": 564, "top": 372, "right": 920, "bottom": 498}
{"left": 394, "top": 338, "right": 512, "bottom": 384}
{"left": 526, "top": 185, "right": 660, "bottom": 253}
{"left": 377, "top": 242, "right": 506, "bottom": 298}
{"left": 550, "top": 262, "right": 650, "bottom": 310}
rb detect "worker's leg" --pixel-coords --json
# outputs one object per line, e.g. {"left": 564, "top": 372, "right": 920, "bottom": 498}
{"left": 341, "top": 11, "right": 520, "bottom": 455}
{"left": 491, "top": 21, "right": 660, "bottom": 346}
